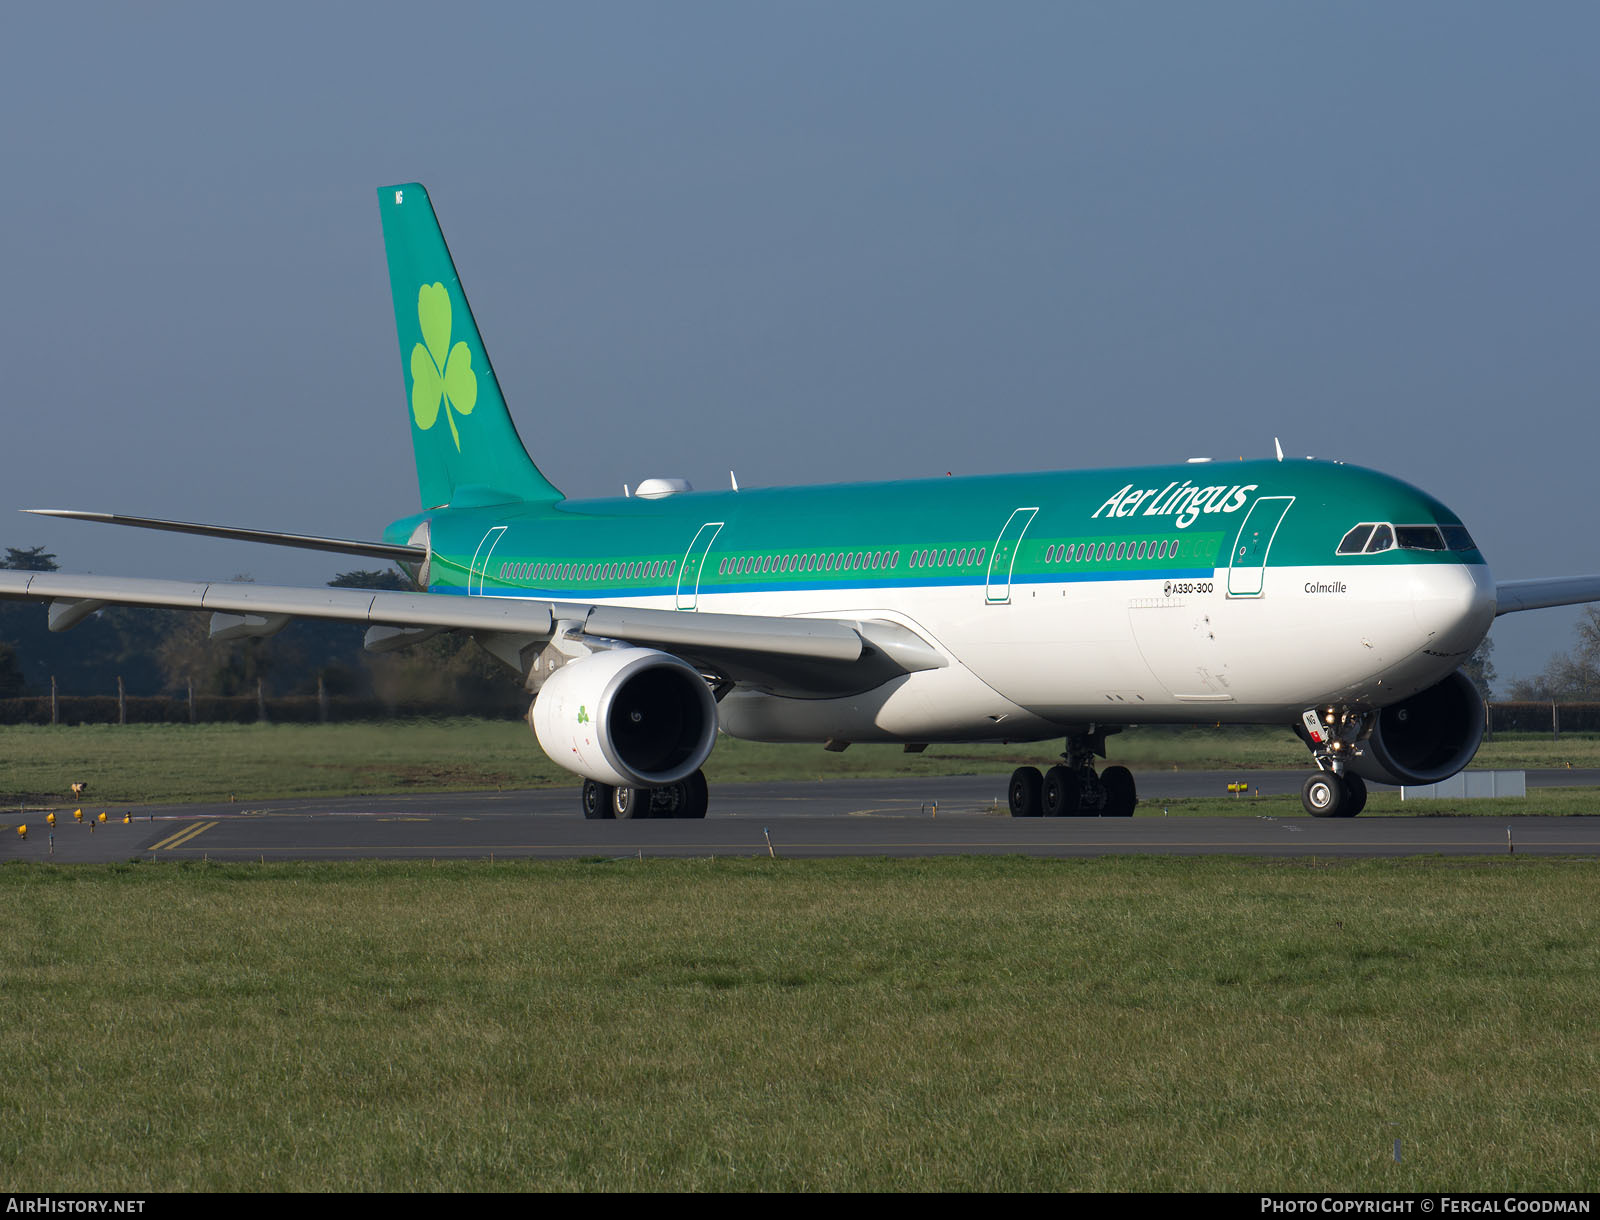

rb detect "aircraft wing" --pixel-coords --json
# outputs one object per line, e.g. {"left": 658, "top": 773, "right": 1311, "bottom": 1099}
{"left": 1495, "top": 576, "right": 1600, "bottom": 616}
{"left": 0, "top": 571, "right": 942, "bottom": 698}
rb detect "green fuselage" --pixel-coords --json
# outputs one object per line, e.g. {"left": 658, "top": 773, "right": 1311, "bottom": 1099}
{"left": 398, "top": 459, "right": 1481, "bottom": 604}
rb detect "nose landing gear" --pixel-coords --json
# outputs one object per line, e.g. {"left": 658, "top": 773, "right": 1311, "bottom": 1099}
{"left": 1297, "top": 707, "right": 1371, "bottom": 817}
{"left": 1301, "top": 769, "right": 1367, "bottom": 818}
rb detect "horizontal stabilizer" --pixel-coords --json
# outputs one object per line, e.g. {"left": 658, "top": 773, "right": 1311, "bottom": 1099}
{"left": 1495, "top": 576, "right": 1600, "bottom": 616}
{"left": 23, "top": 509, "right": 426, "bottom": 563}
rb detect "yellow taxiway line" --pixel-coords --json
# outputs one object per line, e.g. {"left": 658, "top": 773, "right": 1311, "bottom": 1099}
{"left": 148, "top": 821, "right": 217, "bottom": 851}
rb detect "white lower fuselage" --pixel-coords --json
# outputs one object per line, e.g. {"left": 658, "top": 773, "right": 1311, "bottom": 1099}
{"left": 534, "top": 559, "right": 1498, "bottom": 746}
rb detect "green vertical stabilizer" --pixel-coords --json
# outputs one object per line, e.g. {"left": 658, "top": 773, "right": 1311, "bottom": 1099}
{"left": 379, "top": 183, "right": 563, "bottom": 509}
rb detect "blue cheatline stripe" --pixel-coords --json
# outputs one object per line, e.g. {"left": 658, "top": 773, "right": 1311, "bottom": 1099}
{"left": 428, "top": 567, "right": 1219, "bottom": 599}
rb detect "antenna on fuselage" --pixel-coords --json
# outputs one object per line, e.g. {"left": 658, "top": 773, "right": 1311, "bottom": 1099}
{"left": 1273, "top": 437, "right": 1284, "bottom": 462}
{"left": 730, "top": 471, "right": 740, "bottom": 491}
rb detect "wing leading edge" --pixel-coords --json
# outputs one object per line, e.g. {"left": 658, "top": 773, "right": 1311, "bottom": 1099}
{"left": 1495, "top": 576, "right": 1600, "bottom": 616}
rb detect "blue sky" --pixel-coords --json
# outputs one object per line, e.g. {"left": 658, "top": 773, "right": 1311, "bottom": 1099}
{"left": 5, "top": 2, "right": 1597, "bottom": 689}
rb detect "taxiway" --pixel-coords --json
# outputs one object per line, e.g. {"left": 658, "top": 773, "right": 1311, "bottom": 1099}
{"left": 6, "top": 770, "right": 1599, "bottom": 863}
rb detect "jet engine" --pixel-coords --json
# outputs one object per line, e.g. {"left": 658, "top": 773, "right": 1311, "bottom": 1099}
{"left": 530, "top": 648, "right": 718, "bottom": 788}
{"left": 1348, "top": 669, "right": 1485, "bottom": 787}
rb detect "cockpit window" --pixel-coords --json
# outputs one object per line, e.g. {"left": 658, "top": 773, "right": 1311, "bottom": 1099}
{"left": 1394, "top": 525, "right": 1446, "bottom": 551}
{"left": 1337, "top": 524, "right": 1375, "bottom": 555}
{"left": 1339, "top": 521, "right": 1473, "bottom": 556}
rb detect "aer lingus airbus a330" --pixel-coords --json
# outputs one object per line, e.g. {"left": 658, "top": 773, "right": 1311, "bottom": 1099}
{"left": 5, "top": 184, "right": 1597, "bottom": 819}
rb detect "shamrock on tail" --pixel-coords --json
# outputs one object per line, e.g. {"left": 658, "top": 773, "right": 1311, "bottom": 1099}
{"left": 409, "top": 282, "right": 478, "bottom": 450}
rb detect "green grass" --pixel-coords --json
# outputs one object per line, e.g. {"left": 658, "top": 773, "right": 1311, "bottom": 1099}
{"left": 3, "top": 721, "right": 1599, "bottom": 809}
{"left": 0, "top": 720, "right": 560, "bottom": 806}
{"left": 1, "top": 856, "right": 1596, "bottom": 1191}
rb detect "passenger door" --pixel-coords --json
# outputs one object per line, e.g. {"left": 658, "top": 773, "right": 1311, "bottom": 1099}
{"left": 676, "top": 522, "right": 724, "bottom": 610}
{"left": 467, "top": 526, "right": 507, "bottom": 596}
{"left": 986, "top": 507, "right": 1039, "bottom": 604}
{"left": 1226, "top": 497, "right": 1294, "bottom": 597}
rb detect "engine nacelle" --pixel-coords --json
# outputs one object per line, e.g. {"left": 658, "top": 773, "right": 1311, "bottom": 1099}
{"left": 530, "top": 648, "right": 718, "bottom": 788}
{"left": 1349, "top": 669, "right": 1485, "bottom": 787}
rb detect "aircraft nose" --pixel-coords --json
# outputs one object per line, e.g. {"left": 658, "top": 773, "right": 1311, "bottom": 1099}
{"left": 1411, "top": 562, "right": 1495, "bottom": 655}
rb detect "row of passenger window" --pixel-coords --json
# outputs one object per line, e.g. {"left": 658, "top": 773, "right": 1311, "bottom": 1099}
{"left": 1336, "top": 523, "right": 1477, "bottom": 556}
{"left": 910, "top": 547, "right": 985, "bottom": 569}
{"left": 725, "top": 547, "right": 1032, "bottom": 575}
{"left": 719, "top": 549, "right": 901, "bottom": 576}
{"left": 498, "top": 551, "right": 910, "bottom": 584}
{"left": 1045, "top": 538, "right": 1180, "bottom": 564}
{"left": 499, "top": 559, "right": 678, "bottom": 583}
{"left": 499, "top": 535, "right": 1191, "bottom": 587}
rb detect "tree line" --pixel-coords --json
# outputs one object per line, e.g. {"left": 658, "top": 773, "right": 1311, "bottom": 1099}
{"left": 1501, "top": 607, "right": 1600, "bottom": 701}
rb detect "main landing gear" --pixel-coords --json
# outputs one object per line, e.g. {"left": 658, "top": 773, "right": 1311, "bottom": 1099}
{"left": 581, "top": 770, "right": 710, "bottom": 820}
{"left": 1297, "top": 707, "right": 1371, "bottom": 817}
{"left": 1008, "top": 730, "right": 1136, "bottom": 818}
